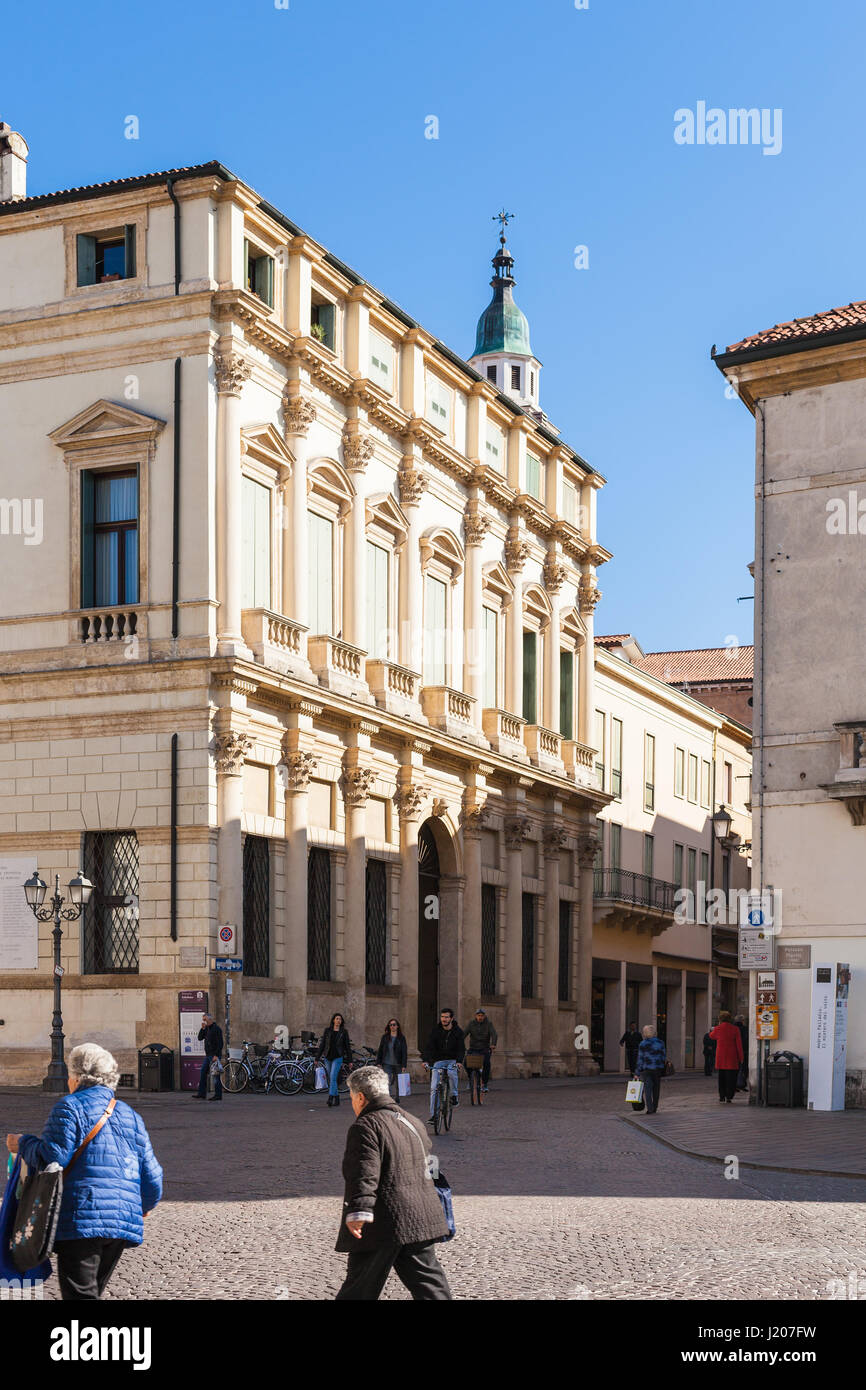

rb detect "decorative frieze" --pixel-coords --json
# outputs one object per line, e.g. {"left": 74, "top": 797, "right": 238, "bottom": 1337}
{"left": 212, "top": 731, "right": 252, "bottom": 776}
{"left": 213, "top": 352, "right": 252, "bottom": 397}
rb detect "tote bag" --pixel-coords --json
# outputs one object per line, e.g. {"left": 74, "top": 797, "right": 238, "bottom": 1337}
{"left": 397, "top": 1071, "right": 411, "bottom": 1097}
{"left": 315, "top": 1065, "right": 328, "bottom": 1090}
{"left": 0, "top": 1157, "right": 52, "bottom": 1284}
{"left": 625, "top": 1078, "right": 644, "bottom": 1104}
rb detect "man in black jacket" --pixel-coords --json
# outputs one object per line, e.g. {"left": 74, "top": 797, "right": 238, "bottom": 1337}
{"left": 422, "top": 1008, "right": 465, "bottom": 1124}
{"left": 335, "top": 1065, "right": 452, "bottom": 1300}
{"left": 195, "top": 1013, "right": 224, "bottom": 1101}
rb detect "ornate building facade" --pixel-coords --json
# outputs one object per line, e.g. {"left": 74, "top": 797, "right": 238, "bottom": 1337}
{"left": 0, "top": 137, "right": 611, "bottom": 1082}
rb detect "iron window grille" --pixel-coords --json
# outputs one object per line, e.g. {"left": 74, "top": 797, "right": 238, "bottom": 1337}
{"left": 558, "top": 900, "right": 572, "bottom": 1002}
{"left": 481, "top": 883, "right": 497, "bottom": 996}
{"left": 307, "top": 847, "right": 332, "bottom": 981}
{"left": 365, "top": 858, "right": 388, "bottom": 986}
{"left": 243, "top": 836, "right": 270, "bottom": 978}
{"left": 82, "top": 831, "right": 140, "bottom": 974}
{"left": 521, "top": 892, "right": 536, "bottom": 999}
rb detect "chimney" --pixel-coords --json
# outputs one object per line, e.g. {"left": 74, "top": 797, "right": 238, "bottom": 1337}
{"left": 0, "top": 122, "right": 28, "bottom": 202}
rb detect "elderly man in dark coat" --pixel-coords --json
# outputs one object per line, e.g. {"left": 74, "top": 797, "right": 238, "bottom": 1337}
{"left": 334, "top": 1065, "right": 452, "bottom": 1301}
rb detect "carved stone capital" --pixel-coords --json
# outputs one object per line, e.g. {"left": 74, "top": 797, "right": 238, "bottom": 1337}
{"left": 395, "top": 784, "right": 429, "bottom": 821}
{"left": 464, "top": 503, "right": 491, "bottom": 547}
{"left": 543, "top": 826, "right": 569, "bottom": 858}
{"left": 504, "top": 815, "right": 532, "bottom": 851}
{"left": 430, "top": 797, "right": 448, "bottom": 819}
{"left": 214, "top": 352, "right": 252, "bottom": 397}
{"left": 578, "top": 573, "right": 602, "bottom": 616}
{"left": 212, "top": 731, "right": 252, "bottom": 776}
{"left": 282, "top": 750, "right": 318, "bottom": 792}
{"left": 283, "top": 395, "right": 317, "bottom": 438}
{"left": 343, "top": 765, "right": 377, "bottom": 807}
{"left": 342, "top": 429, "right": 375, "bottom": 474}
{"left": 505, "top": 530, "right": 530, "bottom": 574}
{"left": 543, "top": 558, "right": 568, "bottom": 594}
{"left": 575, "top": 832, "right": 600, "bottom": 870}
{"left": 461, "top": 803, "right": 489, "bottom": 839}
{"left": 398, "top": 466, "right": 428, "bottom": 508}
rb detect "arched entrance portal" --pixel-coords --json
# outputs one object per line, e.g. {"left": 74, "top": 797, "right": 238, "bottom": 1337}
{"left": 417, "top": 822, "right": 441, "bottom": 1048}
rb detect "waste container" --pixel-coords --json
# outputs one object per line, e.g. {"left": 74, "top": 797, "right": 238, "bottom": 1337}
{"left": 138, "top": 1043, "right": 175, "bottom": 1092}
{"left": 765, "top": 1052, "right": 804, "bottom": 1107}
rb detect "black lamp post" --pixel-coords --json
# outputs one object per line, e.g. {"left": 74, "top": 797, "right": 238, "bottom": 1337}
{"left": 24, "top": 869, "right": 93, "bottom": 1093}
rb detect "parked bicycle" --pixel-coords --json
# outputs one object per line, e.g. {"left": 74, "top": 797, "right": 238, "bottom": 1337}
{"left": 223, "top": 1040, "right": 303, "bottom": 1095}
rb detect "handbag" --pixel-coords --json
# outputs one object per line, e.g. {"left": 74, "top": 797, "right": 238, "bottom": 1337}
{"left": 664, "top": 1059, "right": 675, "bottom": 1076}
{"left": 0, "top": 1157, "right": 51, "bottom": 1284}
{"left": 209, "top": 1057, "right": 224, "bottom": 1076}
{"left": 625, "top": 1078, "right": 644, "bottom": 1104}
{"left": 10, "top": 1097, "right": 116, "bottom": 1274}
{"left": 397, "top": 1071, "right": 411, "bottom": 1097}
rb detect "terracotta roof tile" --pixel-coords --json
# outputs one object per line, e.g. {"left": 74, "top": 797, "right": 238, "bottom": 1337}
{"left": 725, "top": 302, "right": 866, "bottom": 355}
{"left": 637, "top": 648, "right": 754, "bottom": 684}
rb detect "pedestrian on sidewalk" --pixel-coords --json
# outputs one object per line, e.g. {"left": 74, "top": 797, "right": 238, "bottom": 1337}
{"left": 195, "top": 1013, "right": 223, "bottom": 1101}
{"left": 735, "top": 1015, "right": 749, "bottom": 1091}
{"left": 710, "top": 1011, "right": 744, "bottom": 1103}
{"left": 702, "top": 1030, "right": 717, "bottom": 1077}
{"left": 6, "top": 1043, "right": 163, "bottom": 1301}
{"left": 375, "top": 1018, "right": 408, "bottom": 1104}
{"left": 635, "top": 1024, "right": 666, "bottom": 1114}
{"left": 463, "top": 1007, "right": 497, "bottom": 1092}
{"left": 317, "top": 1013, "right": 353, "bottom": 1108}
{"left": 619, "top": 1023, "right": 642, "bottom": 1075}
{"left": 334, "top": 1065, "right": 452, "bottom": 1301}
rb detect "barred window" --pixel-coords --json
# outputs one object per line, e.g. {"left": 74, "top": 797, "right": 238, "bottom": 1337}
{"left": 82, "top": 831, "right": 139, "bottom": 974}
{"left": 521, "top": 892, "right": 535, "bottom": 999}
{"left": 365, "top": 858, "right": 387, "bottom": 986}
{"left": 481, "top": 883, "right": 497, "bottom": 996}
{"left": 558, "top": 900, "right": 572, "bottom": 1002}
{"left": 243, "top": 836, "right": 270, "bottom": 978}
{"left": 307, "top": 848, "right": 332, "bottom": 981}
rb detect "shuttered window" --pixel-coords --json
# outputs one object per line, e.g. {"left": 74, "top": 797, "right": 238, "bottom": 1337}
{"left": 366, "top": 541, "right": 389, "bottom": 659}
{"left": 244, "top": 240, "right": 274, "bottom": 308}
{"left": 558, "top": 900, "right": 571, "bottom": 1002}
{"left": 522, "top": 630, "right": 537, "bottom": 724}
{"left": 242, "top": 476, "right": 271, "bottom": 609}
{"left": 76, "top": 225, "right": 136, "bottom": 285}
{"left": 365, "top": 858, "right": 388, "bottom": 986}
{"left": 424, "top": 575, "right": 447, "bottom": 684}
{"left": 308, "top": 511, "right": 334, "bottom": 635}
{"left": 611, "top": 717, "right": 623, "bottom": 798}
{"left": 525, "top": 453, "right": 542, "bottom": 500}
{"left": 483, "top": 606, "right": 498, "bottom": 709}
{"left": 307, "top": 848, "right": 332, "bottom": 981}
{"left": 521, "top": 893, "right": 536, "bottom": 998}
{"left": 560, "top": 650, "right": 574, "bottom": 739}
{"left": 481, "top": 884, "right": 497, "bottom": 996}
{"left": 369, "top": 331, "right": 393, "bottom": 388}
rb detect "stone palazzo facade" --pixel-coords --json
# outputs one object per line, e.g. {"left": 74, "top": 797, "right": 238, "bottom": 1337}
{"left": 0, "top": 152, "right": 611, "bottom": 1082}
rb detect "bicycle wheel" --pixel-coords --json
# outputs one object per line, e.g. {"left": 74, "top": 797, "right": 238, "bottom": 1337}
{"left": 337, "top": 1064, "right": 350, "bottom": 1094}
{"left": 272, "top": 1062, "right": 303, "bottom": 1096}
{"left": 442, "top": 1079, "right": 453, "bottom": 1131}
{"left": 222, "top": 1061, "right": 247, "bottom": 1093}
{"left": 469, "top": 1069, "right": 479, "bottom": 1105}
{"left": 300, "top": 1058, "right": 318, "bottom": 1091}
{"left": 433, "top": 1082, "right": 443, "bottom": 1135}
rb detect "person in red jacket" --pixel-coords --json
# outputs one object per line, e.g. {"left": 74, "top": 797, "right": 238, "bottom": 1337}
{"left": 710, "top": 1011, "right": 744, "bottom": 1103}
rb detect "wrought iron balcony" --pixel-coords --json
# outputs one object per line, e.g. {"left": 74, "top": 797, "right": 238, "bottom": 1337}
{"left": 593, "top": 868, "right": 680, "bottom": 933}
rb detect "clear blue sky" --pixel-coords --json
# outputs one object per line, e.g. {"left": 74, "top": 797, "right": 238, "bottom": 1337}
{"left": 7, "top": 0, "right": 862, "bottom": 652}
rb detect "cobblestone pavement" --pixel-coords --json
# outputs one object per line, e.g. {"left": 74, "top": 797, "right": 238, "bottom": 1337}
{"left": 3, "top": 1075, "right": 865, "bottom": 1301}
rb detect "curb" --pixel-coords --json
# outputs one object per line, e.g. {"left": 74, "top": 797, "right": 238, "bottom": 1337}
{"left": 620, "top": 1114, "right": 866, "bottom": 1181}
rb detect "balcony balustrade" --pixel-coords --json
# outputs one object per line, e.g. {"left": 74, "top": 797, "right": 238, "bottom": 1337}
{"left": 593, "top": 868, "right": 681, "bottom": 935}
{"left": 76, "top": 605, "right": 146, "bottom": 656}
{"left": 307, "top": 633, "right": 374, "bottom": 703}
{"left": 241, "top": 608, "right": 310, "bottom": 679}
{"left": 366, "top": 658, "right": 425, "bottom": 721}
{"left": 523, "top": 723, "right": 564, "bottom": 771}
{"left": 420, "top": 685, "right": 486, "bottom": 746}
{"left": 561, "top": 738, "right": 596, "bottom": 786}
{"left": 482, "top": 708, "right": 528, "bottom": 761}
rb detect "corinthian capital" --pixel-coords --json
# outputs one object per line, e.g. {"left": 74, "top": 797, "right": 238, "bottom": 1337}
{"left": 398, "top": 465, "right": 428, "bottom": 508}
{"left": 543, "top": 557, "right": 568, "bottom": 594}
{"left": 578, "top": 573, "right": 602, "bottom": 616}
{"left": 214, "top": 351, "right": 252, "bottom": 397}
{"left": 461, "top": 802, "right": 489, "bottom": 840}
{"left": 212, "top": 731, "right": 253, "bottom": 775}
{"left": 504, "top": 815, "right": 532, "bottom": 850}
{"left": 395, "top": 783, "right": 429, "bottom": 821}
{"left": 282, "top": 750, "right": 318, "bottom": 792}
{"left": 342, "top": 429, "right": 375, "bottom": 474}
{"left": 343, "top": 765, "right": 377, "bottom": 807}
{"left": 575, "top": 831, "right": 600, "bottom": 870}
{"left": 464, "top": 503, "right": 491, "bottom": 547}
{"left": 543, "top": 826, "right": 569, "bottom": 858}
{"left": 505, "top": 529, "right": 530, "bottom": 574}
{"left": 283, "top": 395, "right": 317, "bottom": 438}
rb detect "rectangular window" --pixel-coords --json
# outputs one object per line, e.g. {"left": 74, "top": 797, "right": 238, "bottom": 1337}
{"left": 673, "top": 842, "right": 684, "bottom": 887}
{"left": 525, "top": 453, "right": 542, "bottom": 500}
{"left": 560, "top": 650, "right": 575, "bottom": 740}
{"left": 82, "top": 831, "right": 139, "bottom": 974}
{"left": 310, "top": 298, "right": 336, "bottom": 350}
{"left": 481, "top": 883, "right": 497, "bottom": 996}
{"left": 510, "top": 364, "right": 521, "bottom": 390}
{"left": 307, "top": 848, "right": 331, "bottom": 981}
{"left": 522, "top": 630, "right": 538, "bottom": 724}
{"left": 426, "top": 376, "right": 450, "bottom": 430}
{"left": 610, "top": 822, "right": 622, "bottom": 871}
{"left": 724, "top": 761, "right": 733, "bottom": 804}
{"left": 674, "top": 747, "right": 685, "bottom": 798}
{"left": 700, "top": 851, "right": 710, "bottom": 920}
{"left": 611, "top": 717, "right": 623, "bottom": 798}
{"left": 244, "top": 239, "right": 274, "bottom": 308}
{"left": 722, "top": 850, "right": 731, "bottom": 897}
{"left": 77, "top": 225, "right": 136, "bottom": 286}
{"left": 242, "top": 476, "right": 271, "bottom": 610}
{"left": 687, "top": 847, "right": 698, "bottom": 917}
{"left": 243, "top": 836, "right": 270, "bottom": 977}
{"left": 483, "top": 605, "right": 498, "bottom": 709}
{"left": 365, "top": 858, "right": 387, "bottom": 986}
{"left": 644, "top": 733, "right": 655, "bottom": 813}
{"left": 594, "top": 709, "right": 606, "bottom": 789}
{"left": 558, "top": 900, "right": 571, "bottom": 1002}
{"left": 424, "top": 574, "right": 447, "bottom": 685}
{"left": 561, "top": 478, "right": 577, "bottom": 524}
{"left": 366, "top": 541, "right": 390, "bottom": 659}
{"left": 81, "top": 469, "right": 139, "bottom": 608}
{"left": 701, "top": 759, "right": 711, "bottom": 809}
{"left": 485, "top": 424, "right": 504, "bottom": 466}
{"left": 369, "top": 330, "right": 393, "bottom": 388}
{"left": 688, "top": 753, "right": 699, "bottom": 803}
{"left": 644, "top": 833, "right": 654, "bottom": 878}
{"left": 521, "top": 893, "right": 536, "bottom": 998}
{"left": 486, "top": 364, "right": 497, "bottom": 384}
{"left": 308, "top": 511, "right": 334, "bottom": 635}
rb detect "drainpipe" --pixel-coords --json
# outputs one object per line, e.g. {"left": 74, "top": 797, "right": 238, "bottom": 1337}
{"left": 170, "top": 733, "right": 179, "bottom": 942}
{"left": 754, "top": 400, "right": 767, "bottom": 1105}
{"left": 167, "top": 176, "right": 182, "bottom": 946}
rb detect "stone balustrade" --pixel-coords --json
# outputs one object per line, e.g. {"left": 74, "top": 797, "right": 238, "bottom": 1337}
{"left": 366, "top": 658, "right": 425, "bottom": 720}
{"left": 307, "top": 633, "right": 373, "bottom": 702}
{"left": 482, "top": 707, "right": 529, "bottom": 761}
{"left": 77, "top": 606, "right": 143, "bottom": 647}
{"left": 523, "top": 723, "right": 564, "bottom": 771}
{"left": 241, "top": 608, "right": 310, "bottom": 678}
{"left": 420, "top": 685, "right": 486, "bottom": 745}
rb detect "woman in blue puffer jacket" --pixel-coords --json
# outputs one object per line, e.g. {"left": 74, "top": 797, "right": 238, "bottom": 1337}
{"left": 7, "top": 1042, "right": 163, "bottom": 1300}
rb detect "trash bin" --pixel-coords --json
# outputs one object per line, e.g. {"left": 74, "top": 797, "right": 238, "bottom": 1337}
{"left": 765, "top": 1052, "right": 804, "bottom": 1107}
{"left": 138, "top": 1043, "right": 175, "bottom": 1092}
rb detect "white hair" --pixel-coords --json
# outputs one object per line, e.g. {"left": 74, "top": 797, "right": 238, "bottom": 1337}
{"left": 69, "top": 1042, "right": 120, "bottom": 1090}
{"left": 347, "top": 1065, "right": 390, "bottom": 1101}
{"left": 641, "top": 1024, "right": 657, "bottom": 1038}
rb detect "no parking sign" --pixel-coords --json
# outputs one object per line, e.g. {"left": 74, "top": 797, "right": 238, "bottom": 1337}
{"left": 218, "top": 924, "right": 237, "bottom": 953}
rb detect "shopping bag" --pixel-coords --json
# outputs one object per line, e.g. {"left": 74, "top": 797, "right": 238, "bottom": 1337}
{"left": 0, "top": 1157, "right": 52, "bottom": 1284}
{"left": 209, "top": 1057, "right": 224, "bottom": 1076}
{"left": 9, "top": 1158, "right": 63, "bottom": 1276}
{"left": 315, "top": 1065, "right": 328, "bottom": 1090}
{"left": 625, "top": 1078, "right": 644, "bottom": 1104}
{"left": 397, "top": 1071, "right": 411, "bottom": 1097}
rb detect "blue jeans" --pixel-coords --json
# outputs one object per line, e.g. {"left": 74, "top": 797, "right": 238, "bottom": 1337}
{"left": 326, "top": 1057, "right": 343, "bottom": 1097}
{"left": 197, "top": 1057, "right": 222, "bottom": 1098}
{"left": 429, "top": 1060, "right": 458, "bottom": 1117}
{"left": 382, "top": 1064, "right": 402, "bottom": 1104}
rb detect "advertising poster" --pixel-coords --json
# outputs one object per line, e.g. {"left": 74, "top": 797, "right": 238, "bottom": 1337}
{"left": 178, "top": 988, "right": 209, "bottom": 1090}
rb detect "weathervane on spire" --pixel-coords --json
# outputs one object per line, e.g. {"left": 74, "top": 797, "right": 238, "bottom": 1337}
{"left": 493, "top": 208, "right": 514, "bottom": 244}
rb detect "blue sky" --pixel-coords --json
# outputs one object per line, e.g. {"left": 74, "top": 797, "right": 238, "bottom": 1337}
{"left": 6, "top": 0, "right": 862, "bottom": 652}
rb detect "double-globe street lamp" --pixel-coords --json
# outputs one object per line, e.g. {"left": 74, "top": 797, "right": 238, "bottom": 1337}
{"left": 23, "top": 869, "right": 93, "bottom": 1093}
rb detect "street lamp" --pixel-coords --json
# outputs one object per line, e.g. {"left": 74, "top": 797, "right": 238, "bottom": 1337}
{"left": 712, "top": 806, "right": 733, "bottom": 843}
{"left": 24, "top": 869, "right": 93, "bottom": 1093}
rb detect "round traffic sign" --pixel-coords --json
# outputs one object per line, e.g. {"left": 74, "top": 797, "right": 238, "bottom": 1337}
{"left": 219, "top": 926, "right": 234, "bottom": 943}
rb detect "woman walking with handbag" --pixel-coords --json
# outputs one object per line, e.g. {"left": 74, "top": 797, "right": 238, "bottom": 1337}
{"left": 375, "top": 1018, "right": 408, "bottom": 1104}
{"left": 317, "top": 1013, "right": 353, "bottom": 1107}
{"left": 6, "top": 1042, "right": 162, "bottom": 1300}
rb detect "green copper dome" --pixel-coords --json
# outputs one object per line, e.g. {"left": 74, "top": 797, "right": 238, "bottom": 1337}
{"left": 472, "top": 234, "right": 533, "bottom": 358}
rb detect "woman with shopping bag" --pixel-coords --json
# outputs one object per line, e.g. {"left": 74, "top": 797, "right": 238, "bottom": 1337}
{"left": 5, "top": 1042, "right": 162, "bottom": 1300}
{"left": 316, "top": 1014, "right": 353, "bottom": 1108}
{"left": 375, "top": 1018, "right": 408, "bottom": 1104}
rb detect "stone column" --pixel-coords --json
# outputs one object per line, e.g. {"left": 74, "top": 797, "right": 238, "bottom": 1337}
{"left": 215, "top": 350, "right": 252, "bottom": 655}
{"left": 463, "top": 499, "right": 490, "bottom": 730}
{"left": 461, "top": 797, "right": 488, "bottom": 1015}
{"left": 283, "top": 392, "right": 317, "bottom": 642}
{"left": 281, "top": 748, "right": 317, "bottom": 1035}
{"left": 503, "top": 813, "right": 531, "bottom": 1078}
{"left": 342, "top": 426, "right": 374, "bottom": 650}
{"left": 396, "top": 780, "right": 428, "bottom": 1062}
{"left": 342, "top": 760, "right": 376, "bottom": 1047}
{"left": 577, "top": 571, "right": 602, "bottom": 747}
{"left": 543, "top": 555, "right": 567, "bottom": 733}
{"left": 542, "top": 826, "right": 567, "bottom": 1074}
{"left": 398, "top": 458, "right": 427, "bottom": 675}
{"left": 213, "top": 729, "right": 251, "bottom": 1043}
{"left": 575, "top": 830, "right": 600, "bottom": 1075}
{"left": 505, "top": 527, "right": 529, "bottom": 717}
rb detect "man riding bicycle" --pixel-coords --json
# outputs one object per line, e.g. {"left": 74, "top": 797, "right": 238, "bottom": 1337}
{"left": 422, "top": 1008, "right": 465, "bottom": 1127}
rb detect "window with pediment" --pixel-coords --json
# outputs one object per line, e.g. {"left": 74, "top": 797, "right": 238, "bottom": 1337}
{"left": 307, "top": 459, "right": 354, "bottom": 637}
